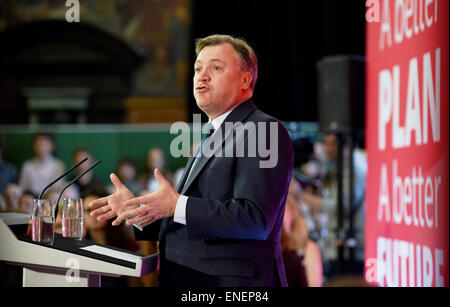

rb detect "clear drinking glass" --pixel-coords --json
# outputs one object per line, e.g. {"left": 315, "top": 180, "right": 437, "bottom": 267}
{"left": 62, "top": 198, "right": 84, "bottom": 240}
{"left": 31, "top": 199, "right": 55, "bottom": 245}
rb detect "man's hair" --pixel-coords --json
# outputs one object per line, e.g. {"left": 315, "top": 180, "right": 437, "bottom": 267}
{"left": 21, "top": 190, "right": 38, "bottom": 199}
{"left": 195, "top": 34, "right": 258, "bottom": 90}
{"left": 118, "top": 157, "right": 137, "bottom": 169}
{"left": 72, "top": 147, "right": 92, "bottom": 158}
{"left": 32, "top": 133, "right": 55, "bottom": 144}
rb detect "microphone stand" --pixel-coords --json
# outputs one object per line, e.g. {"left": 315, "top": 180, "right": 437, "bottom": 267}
{"left": 55, "top": 160, "right": 101, "bottom": 219}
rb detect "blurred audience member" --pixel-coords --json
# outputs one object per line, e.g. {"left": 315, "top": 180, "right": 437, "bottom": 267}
{"left": 0, "top": 194, "right": 6, "bottom": 213}
{"left": 72, "top": 147, "right": 106, "bottom": 198}
{"left": 17, "top": 190, "right": 37, "bottom": 214}
{"left": 299, "top": 133, "right": 367, "bottom": 280}
{"left": 141, "top": 147, "right": 173, "bottom": 193}
{"left": 291, "top": 137, "right": 327, "bottom": 242}
{"left": 43, "top": 185, "right": 79, "bottom": 203}
{"left": 290, "top": 174, "right": 319, "bottom": 235}
{"left": 282, "top": 197, "right": 308, "bottom": 287}
{"left": 46, "top": 186, "right": 81, "bottom": 235}
{"left": 4, "top": 183, "right": 22, "bottom": 212}
{"left": 19, "top": 133, "right": 65, "bottom": 196}
{"left": 109, "top": 157, "right": 142, "bottom": 196}
{"left": 282, "top": 196, "right": 323, "bottom": 287}
{"left": 0, "top": 184, "right": 23, "bottom": 286}
{"left": 83, "top": 193, "right": 142, "bottom": 287}
{"left": 0, "top": 145, "right": 18, "bottom": 195}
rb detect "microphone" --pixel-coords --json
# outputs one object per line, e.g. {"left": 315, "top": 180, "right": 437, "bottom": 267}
{"left": 38, "top": 157, "right": 89, "bottom": 200}
{"left": 54, "top": 160, "right": 101, "bottom": 219}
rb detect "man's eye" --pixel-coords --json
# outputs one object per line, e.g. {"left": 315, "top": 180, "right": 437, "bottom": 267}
{"left": 212, "top": 66, "right": 222, "bottom": 71}
{"left": 194, "top": 67, "right": 201, "bottom": 72}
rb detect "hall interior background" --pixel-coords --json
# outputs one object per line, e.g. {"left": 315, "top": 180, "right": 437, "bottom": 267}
{"left": 0, "top": 0, "right": 366, "bottom": 287}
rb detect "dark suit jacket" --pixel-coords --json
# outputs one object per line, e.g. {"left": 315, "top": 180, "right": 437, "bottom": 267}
{"left": 135, "top": 99, "right": 293, "bottom": 287}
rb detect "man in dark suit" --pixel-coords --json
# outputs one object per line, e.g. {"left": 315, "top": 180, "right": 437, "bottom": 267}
{"left": 89, "top": 35, "right": 293, "bottom": 287}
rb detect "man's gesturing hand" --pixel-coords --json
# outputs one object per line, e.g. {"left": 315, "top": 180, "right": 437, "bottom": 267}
{"left": 89, "top": 173, "right": 136, "bottom": 222}
{"left": 112, "top": 168, "right": 180, "bottom": 228}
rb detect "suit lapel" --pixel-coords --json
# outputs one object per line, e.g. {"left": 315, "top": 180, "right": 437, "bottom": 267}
{"left": 175, "top": 154, "right": 196, "bottom": 193}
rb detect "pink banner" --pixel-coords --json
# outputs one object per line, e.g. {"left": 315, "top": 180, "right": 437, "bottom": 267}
{"left": 365, "top": 0, "right": 449, "bottom": 286}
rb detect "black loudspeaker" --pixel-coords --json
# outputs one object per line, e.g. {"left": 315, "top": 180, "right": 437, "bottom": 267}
{"left": 317, "top": 55, "right": 365, "bottom": 133}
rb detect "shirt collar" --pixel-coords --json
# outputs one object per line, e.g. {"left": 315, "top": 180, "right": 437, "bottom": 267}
{"left": 209, "top": 107, "right": 235, "bottom": 131}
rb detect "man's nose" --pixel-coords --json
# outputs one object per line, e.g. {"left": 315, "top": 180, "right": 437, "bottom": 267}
{"left": 196, "top": 69, "right": 210, "bottom": 82}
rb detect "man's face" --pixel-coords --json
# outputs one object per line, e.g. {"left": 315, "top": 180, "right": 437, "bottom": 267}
{"left": 18, "top": 194, "right": 34, "bottom": 214}
{"left": 33, "top": 136, "right": 54, "bottom": 159}
{"left": 147, "top": 149, "right": 165, "bottom": 171}
{"left": 194, "top": 43, "right": 249, "bottom": 119}
{"left": 323, "top": 134, "right": 338, "bottom": 161}
{"left": 73, "top": 150, "right": 92, "bottom": 173}
{"left": 119, "top": 163, "right": 136, "bottom": 181}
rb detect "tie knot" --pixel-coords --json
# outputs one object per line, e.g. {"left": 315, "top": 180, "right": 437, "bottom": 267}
{"left": 202, "top": 122, "right": 215, "bottom": 140}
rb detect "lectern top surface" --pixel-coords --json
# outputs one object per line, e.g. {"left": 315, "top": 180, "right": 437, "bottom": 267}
{"left": 17, "top": 233, "right": 146, "bottom": 269}
{"left": 0, "top": 213, "right": 31, "bottom": 225}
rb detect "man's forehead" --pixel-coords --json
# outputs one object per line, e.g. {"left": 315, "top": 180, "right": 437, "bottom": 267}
{"left": 195, "top": 58, "right": 225, "bottom": 64}
{"left": 195, "top": 43, "right": 238, "bottom": 63}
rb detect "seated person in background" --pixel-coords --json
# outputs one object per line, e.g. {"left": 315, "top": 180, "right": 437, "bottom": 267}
{"left": 0, "top": 144, "right": 18, "bottom": 195}
{"left": 110, "top": 157, "right": 160, "bottom": 287}
{"left": 48, "top": 186, "right": 82, "bottom": 237}
{"left": 72, "top": 147, "right": 106, "bottom": 198}
{"left": 43, "top": 185, "right": 80, "bottom": 207}
{"left": 0, "top": 195, "right": 6, "bottom": 213}
{"left": 3, "top": 183, "right": 22, "bottom": 213}
{"left": 299, "top": 133, "right": 367, "bottom": 280}
{"left": 83, "top": 193, "right": 142, "bottom": 287}
{"left": 140, "top": 147, "right": 173, "bottom": 193}
{"left": 83, "top": 193, "right": 139, "bottom": 251}
{"left": 17, "top": 190, "right": 37, "bottom": 214}
{"left": 291, "top": 136, "right": 327, "bottom": 240}
{"left": 108, "top": 158, "right": 143, "bottom": 196}
{"left": 282, "top": 196, "right": 323, "bottom": 287}
{"left": 19, "top": 133, "right": 65, "bottom": 197}
{"left": 282, "top": 196, "right": 308, "bottom": 287}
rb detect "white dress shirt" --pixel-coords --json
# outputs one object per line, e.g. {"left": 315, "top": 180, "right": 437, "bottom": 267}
{"left": 19, "top": 156, "right": 65, "bottom": 196}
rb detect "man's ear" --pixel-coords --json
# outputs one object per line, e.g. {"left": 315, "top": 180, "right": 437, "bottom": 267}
{"left": 241, "top": 71, "right": 253, "bottom": 90}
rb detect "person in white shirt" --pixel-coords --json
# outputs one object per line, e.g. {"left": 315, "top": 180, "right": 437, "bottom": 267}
{"left": 19, "top": 133, "right": 65, "bottom": 197}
